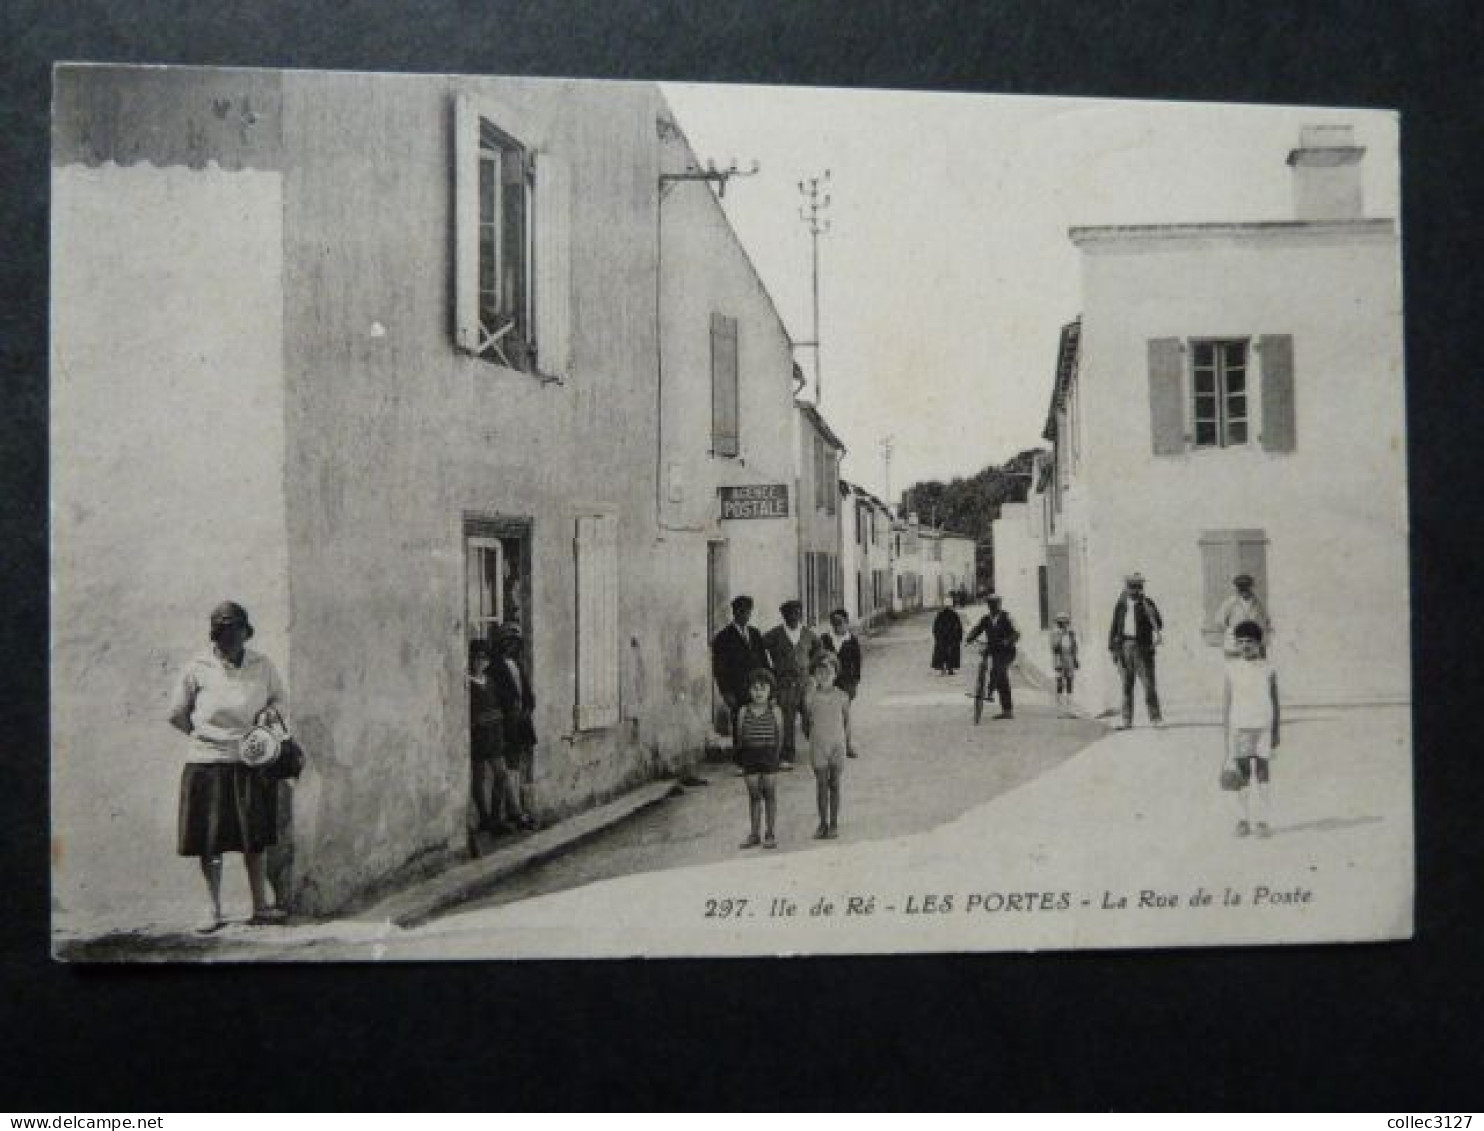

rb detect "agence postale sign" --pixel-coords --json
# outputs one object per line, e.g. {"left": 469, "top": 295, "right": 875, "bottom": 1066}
{"left": 719, "top": 484, "right": 790, "bottom": 520}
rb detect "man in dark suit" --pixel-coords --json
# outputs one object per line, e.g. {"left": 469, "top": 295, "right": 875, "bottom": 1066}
{"left": 966, "top": 594, "right": 1020, "bottom": 719}
{"left": 1107, "top": 571, "right": 1164, "bottom": 729}
{"left": 823, "top": 608, "right": 862, "bottom": 758}
{"left": 710, "top": 595, "right": 770, "bottom": 750}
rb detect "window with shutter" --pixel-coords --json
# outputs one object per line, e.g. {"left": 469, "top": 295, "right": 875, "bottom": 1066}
{"left": 710, "top": 313, "right": 739, "bottom": 456}
{"left": 1258, "top": 334, "right": 1296, "bottom": 452}
{"left": 1199, "top": 529, "right": 1268, "bottom": 644}
{"left": 455, "top": 94, "right": 570, "bottom": 381}
{"left": 575, "top": 514, "right": 620, "bottom": 730}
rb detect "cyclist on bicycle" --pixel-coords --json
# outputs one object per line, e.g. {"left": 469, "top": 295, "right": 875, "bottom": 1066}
{"left": 966, "top": 594, "right": 1020, "bottom": 720}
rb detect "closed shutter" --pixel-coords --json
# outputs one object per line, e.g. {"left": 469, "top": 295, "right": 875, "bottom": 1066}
{"left": 575, "top": 514, "right": 619, "bottom": 729}
{"left": 453, "top": 94, "right": 481, "bottom": 355}
{"left": 711, "top": 314, "right": 739, "bottom": 456}
{"left": 1046, "top": 543, "right": 1071, "bottom": 629}
{"left": 1258, "top": 334, "right": 1296, "bottom": 452}
{"left": 534, "top": 152, "right": 572, "bottom": 381}
{"left": 1233, "top": 531, "right": 1271, "bottom": 622}
{"left": 1199, "top": 531, "right": 1236, "bottom": 643}
{"left": 1148, "top": 338, "right": 1186, "bottom": 455}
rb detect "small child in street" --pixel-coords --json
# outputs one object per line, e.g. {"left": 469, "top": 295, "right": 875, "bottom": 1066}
{"left": 1222, "top": 620, "right": 1282, "bottom": 838}
{"left": 1050, "top": 612, "right": 1079, "bottom": 715}
{"left": 803, "top": 653, "right": 852, "bottom": 840}
{"left": 734, "top": 668, "right": 782, "bottom": 849}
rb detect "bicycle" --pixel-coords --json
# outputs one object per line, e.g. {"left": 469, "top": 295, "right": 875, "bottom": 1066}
{"left": 972, "top": 646, "right": 991, "bottom": 725}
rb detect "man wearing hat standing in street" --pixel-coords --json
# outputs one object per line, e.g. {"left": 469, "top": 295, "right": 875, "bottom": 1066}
{"left": 763, "top": 600, "right": 824, "bottom": 770}
{"left": 1218, "top": 573, "right": 1272, "bottom": 658}
{"left": 1108, "top": 573, "right": 1164, "bottom": 729}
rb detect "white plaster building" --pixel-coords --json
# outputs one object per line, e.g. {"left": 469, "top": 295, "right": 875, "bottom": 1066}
{"left": 51, "top": 65, "right": 802, "bottom": 930}
{"left": 795, "top": 401, "right": 846, "bottom": 628}
{"left": 1038, "top": 125, "right": 1407, "bottom": 716}
{"left": 839, "top": 480, "right": 893, "bottom": 632}
{"left": 990, "top": 454, "right": 1050, "bottom": 637}
{"left": 891, "top": 514, "right": 924, "bottom": 615}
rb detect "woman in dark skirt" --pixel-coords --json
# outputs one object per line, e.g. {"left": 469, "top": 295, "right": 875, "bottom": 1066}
{"left": 167, "top": 601, "right": 289, "bottom": 933}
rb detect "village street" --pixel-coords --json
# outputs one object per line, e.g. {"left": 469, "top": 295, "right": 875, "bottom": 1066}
{"left": 58, "top": 601, "right": 1411, "bottom": 962}
{"left": 453, "top": 604, "right": 1105, "bottom": 915}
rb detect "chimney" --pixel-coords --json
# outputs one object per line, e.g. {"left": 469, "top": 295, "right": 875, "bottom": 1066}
{"left": 1287, "top": 125, "right": 1365, "bottom": 221}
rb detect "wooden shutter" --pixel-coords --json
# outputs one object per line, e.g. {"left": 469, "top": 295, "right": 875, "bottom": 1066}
{"left": 1148, "top": 338, "right": 1186, "bottom": 455}
{"left": 1046, "top": 543, "right": 1071, "bottom": 630}
{"left": 575, "top": 514, "right": 619, "bottom": 730}
{"left": 533, "top": 152, "right": 572, "bottom": 381}
{"left": 711, "top": 313, "right": 739, "bottom": 456}
{"left": 1233, "top": 530, "right": 1271, "bottom": 618}
{"left": 453, "top": 94, "right": 481, "bottom": 355}
{"left": 1258, "top": 334, "right": 1296, "bottom": 452}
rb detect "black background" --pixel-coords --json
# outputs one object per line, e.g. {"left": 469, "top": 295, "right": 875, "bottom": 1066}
{"left": 3, "top": 0, "right": 1481, "bottom": 1110}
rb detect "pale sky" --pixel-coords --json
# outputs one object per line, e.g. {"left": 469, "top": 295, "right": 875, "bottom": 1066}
{"left": 660, "top": 82, "right": 1400, "bottom": 504}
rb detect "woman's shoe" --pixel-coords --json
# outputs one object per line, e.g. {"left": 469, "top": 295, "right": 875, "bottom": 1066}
{"left": 814, "top": 824, "right": 829, "bottom": 839}
{"left": 762, "top": 834, "right": 777, "bottom": 849}
{"left": 739, "top": 833, "right": 761, "bottom": 849}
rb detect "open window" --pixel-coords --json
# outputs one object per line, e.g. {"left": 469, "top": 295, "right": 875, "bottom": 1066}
{"left": 455, "top": 94, "right": 571, "bottom": 381}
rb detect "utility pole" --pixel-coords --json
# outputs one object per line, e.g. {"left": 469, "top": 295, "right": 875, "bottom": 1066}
{"left": 879, "top": 435, "right": 895, "bottom": 513}
{"left": 796, "top": 170, "right": 832, "bottom": 404}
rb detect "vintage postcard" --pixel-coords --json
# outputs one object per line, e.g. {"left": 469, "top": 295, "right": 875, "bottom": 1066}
{"left": 50, "top": 64, "right": 1410, "bottom": 961}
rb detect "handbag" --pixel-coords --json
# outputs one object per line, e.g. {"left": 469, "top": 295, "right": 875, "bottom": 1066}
{"left": 265, "top": 734, "right": 306, "bottom": 782}
{"left": 1219, "top": 758, "right": 1244, "bottom": 792}
{"left": 253, "top": 707, "right": 307, "bottom": 782}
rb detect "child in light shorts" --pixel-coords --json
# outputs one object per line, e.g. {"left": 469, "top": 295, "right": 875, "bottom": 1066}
{"left": 1222, "top": 620, "right": 1282, "bottom": 838}
{"left": 803, "top": 653, "right": 852, "bottom": 840}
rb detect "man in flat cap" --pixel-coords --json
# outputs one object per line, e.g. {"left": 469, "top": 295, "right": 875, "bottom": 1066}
{"left": 966, "top": 593, "right": 1020, "bottom": 719}
{"left": 1107, "top": 572, "right": 1164, "bottom": 729}
{"left": 711, "top": 595, "right": 771, "bottom": 751}
{"left": 762, "top": 600, "right": 825, "bottom": 770}
{"left": 1217, "top": 573, "right": 1272, "bottom": 658}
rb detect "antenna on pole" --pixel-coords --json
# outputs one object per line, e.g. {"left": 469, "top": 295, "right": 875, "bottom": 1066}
{"left": 796, "top": 170, "right": 832, "bottom": 405}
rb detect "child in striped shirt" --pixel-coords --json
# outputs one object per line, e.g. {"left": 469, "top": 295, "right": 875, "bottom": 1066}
{"left": 735, "top": 668, "right": 783, "bottom": 849}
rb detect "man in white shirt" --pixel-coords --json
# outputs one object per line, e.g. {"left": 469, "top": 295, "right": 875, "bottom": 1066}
{"left": 1217, "top": 574, "right": 1273, "bottom": 657}
{"left": 762, "top": 600, "right": 824, "bottom": 770}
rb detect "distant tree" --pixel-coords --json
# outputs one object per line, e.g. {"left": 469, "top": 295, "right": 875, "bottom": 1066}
{"left": 901, "top": 448, "right": 1046, "bottom": 593}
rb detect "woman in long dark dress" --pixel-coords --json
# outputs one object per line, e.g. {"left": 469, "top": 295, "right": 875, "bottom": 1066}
{"left": 931, "top": 606, "right": 964, "bottom": 676}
